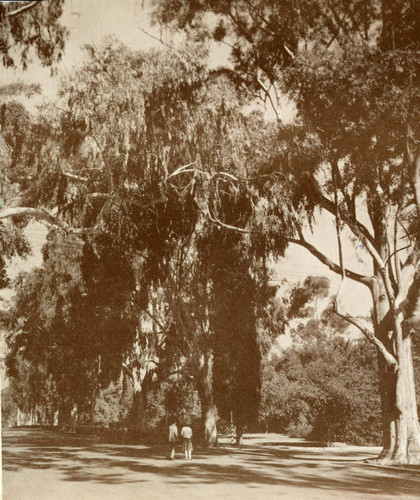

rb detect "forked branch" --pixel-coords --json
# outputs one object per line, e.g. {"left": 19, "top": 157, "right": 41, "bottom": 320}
{"left": 334, "top": 308, "right": 398, "bottom": 370}
{"left": 332, "top": 173, "right": 398, "bottom": 370}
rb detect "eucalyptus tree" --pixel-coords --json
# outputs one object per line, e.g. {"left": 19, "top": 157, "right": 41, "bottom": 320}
{"left": 6, "top": 230, "right": 137, "bottom": 424}
{"left": 153, "top": 0, "right": 420, "bottom": 463}
{"left": 1, "top": 40, "right": 262, "bottom": 443}
{"left": 209, "top": 230, "right": 263, "bottom": 444}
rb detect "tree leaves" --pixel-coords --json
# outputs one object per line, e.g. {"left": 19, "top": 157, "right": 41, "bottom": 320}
{"left": 0, "top": 0, "right": 68, "bottom": 70}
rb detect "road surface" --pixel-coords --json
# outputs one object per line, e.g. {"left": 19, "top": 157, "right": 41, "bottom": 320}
{"left": 2, "top": 428, "right": 420, "bottom": 499}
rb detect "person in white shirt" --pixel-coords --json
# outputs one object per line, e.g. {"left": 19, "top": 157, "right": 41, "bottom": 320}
{"left": 180, "top": 424, "right": 193, "bottom": 460}
{"left": 168, "top": 422, "right": 178, "bottom": 460}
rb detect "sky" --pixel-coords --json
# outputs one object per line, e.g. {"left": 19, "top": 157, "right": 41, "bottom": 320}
{"left": 0, "top": 0, "right": 373, "bottom": 322}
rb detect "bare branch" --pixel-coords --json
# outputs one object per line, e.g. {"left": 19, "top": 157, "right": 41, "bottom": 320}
{"left": 131, "top": 195, "right": 168, "bottom": 209}
{"left": 384, "top": 240, "right": 412, "bottom": 270}
{"left": 331, "top": 183, "right": 398, "bottom": 370}
{"left": 0, "top": 207, "right": 80, "bottom": 233}
{"left": 311, "top": 178, "right": 376, "bottom": 247}
{"left": 214, "top": 171, "right": 241, "bottom": 183}
{"left": 86, "top": 193, "right": 109, "bottom": 200}
{"left": 6, "top": 1, "right": 41, "bottom": 18}
{"left": 407, "top": 124, "right": 420, "bottom": 215}
{"left": 205, "top": 208, "right": 250, "bottom": 234}
{"left": 256, "top": 69, "right": 280, "bottom": 122}
{"left": 62, "top": 172, "right": 89, "bottom": 182}
{"left": 143, "top": 309, "right": 167, "bottom": 333}
{"left": 335, "top": 309, "right": 398, "bottom": 370}
{"left": 139, "top": 28, "right": 174, "bottom": 52}
{"left": 0, "top": 203, "right": 106, "bottom": 236}
{"left": 166, "top": 162, "right": 198, "bottom": 180}
{"left": 414, "top": 151, "right": 420, "bottom": 213}
{"left": 288, "top": 236, "right": 372, "bottom": 286}
{"left": 283, "top": 43, "right": 295, "bottom": 60}
{"left": 396, "top": 256, "right": 420, "bottom": 310}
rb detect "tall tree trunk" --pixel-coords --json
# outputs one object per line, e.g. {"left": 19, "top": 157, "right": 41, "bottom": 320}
{"left": 376, "top": 319, "right": 420, "bottom": 463}
{"left": 130, "top": 369, "right": 153, "bottom": 439}
{"left": 196, "top": 354, "right": 218, "bottom": 446}
{"left": 372, "top": 270, "right": 420, "bottom": 463}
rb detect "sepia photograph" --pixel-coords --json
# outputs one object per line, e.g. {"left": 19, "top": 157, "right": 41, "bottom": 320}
{"left": 0, "top": 1, "right": 419, "bottom": 498}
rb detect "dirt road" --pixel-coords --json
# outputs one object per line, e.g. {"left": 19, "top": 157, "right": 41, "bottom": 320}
{"left": 2, "top": 428, "right": 420, "bottom": 499}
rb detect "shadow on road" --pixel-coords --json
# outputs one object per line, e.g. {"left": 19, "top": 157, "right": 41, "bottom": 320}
{"left": 3, "top": 428, "right": 420, "bottom": 498}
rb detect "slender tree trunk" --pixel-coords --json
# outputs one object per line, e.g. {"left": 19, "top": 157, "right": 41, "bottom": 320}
{"left": 89, "top": 387, "right": 98, "bottom": 424}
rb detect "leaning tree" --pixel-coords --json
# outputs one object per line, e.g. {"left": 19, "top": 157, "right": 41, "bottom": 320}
{"left": 153, "top": 0, "right": 420, "bottom": 463}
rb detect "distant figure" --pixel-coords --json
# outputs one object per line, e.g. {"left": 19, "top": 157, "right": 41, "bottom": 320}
{"left": 181, "top": 424, "right": 193, "bottom": 460}
{"left": 168, "top": 421, "right": 178, "bottom": 460}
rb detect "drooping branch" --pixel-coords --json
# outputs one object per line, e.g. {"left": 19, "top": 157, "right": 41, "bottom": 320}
{"left": 0, "top": 207, "right": 90, "bottom": 235}
{"left": 166, "top": 162, "right": 199, "bottom": 181}
{"left": 0, "top": 187, "right": 170, "bottom": 235}
{"left": 205, "top": 208, "right": 250, "bottom": 234}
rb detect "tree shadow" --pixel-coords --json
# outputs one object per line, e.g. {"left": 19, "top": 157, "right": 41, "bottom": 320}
{"left": 3, "top": 428, "right": 420, "bottom": 498}
{"left": 259, "top": 440, "right": 328, "bottom": 447}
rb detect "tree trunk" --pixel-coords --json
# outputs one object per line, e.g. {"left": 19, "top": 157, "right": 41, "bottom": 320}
{"left": 372, "top": 278, "right": 420, "bottom": 464}
{"left": 197, "top": 354, "right": 218, "bottom": 447}
{"left": 57, "top": 402, "right": 71, "bottom": 428}
{"left": 236, "top": 422, "right": 243, "bottom": 446}
{"left": 377, "top": 331, "right": 420, "bottom": 464}
{"left": 201, "top": 394, "right": 218, "bottom": 446}
{"left": 89, "top": 387, "right": 98, "bottom": 424}
{"left": 130, "top": 370, "right": 153, "bottom": 439}
{"left": 131, "top": 388, "right": 146, "bottom": 438}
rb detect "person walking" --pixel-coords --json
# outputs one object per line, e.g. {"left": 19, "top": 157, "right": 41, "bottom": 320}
{"left": 181, "top": 424, "right": 193, "bottom": 460}
{"left": 168, "top": 421, "right": 178, "bottom": 460}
